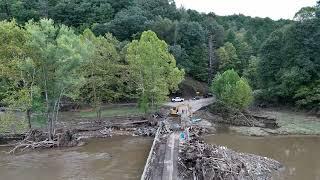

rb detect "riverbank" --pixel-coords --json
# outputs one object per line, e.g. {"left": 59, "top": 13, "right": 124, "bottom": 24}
{"left": 0, "top": 114, "right": 160, "bottom": 153}
{"left": 2, "top": 104, "right": 320, "bottom": 147}
{"left": 0, "top": 104, "right": 161, "bottom": 146}
{"left": 194, "top": 107, "right": 320, "bottom": 137}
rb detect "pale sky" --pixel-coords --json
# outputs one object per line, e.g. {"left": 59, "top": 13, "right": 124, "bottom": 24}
{"left": 175, "top": 0, "right": 317, "bottom": 20}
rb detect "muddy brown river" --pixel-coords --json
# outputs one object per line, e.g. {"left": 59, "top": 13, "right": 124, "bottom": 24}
{"left": 0, "top": 134, "right": 319, "bottom": 179}
{"left": 0, "top": 136, "right": 153, "bottom": 180}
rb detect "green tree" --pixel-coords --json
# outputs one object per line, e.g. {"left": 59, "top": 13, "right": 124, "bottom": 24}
{"left": 258, "top": 13, "right": 320, "bottom": 108}
{"left": 51, "top": 0, "right": 114, "bottom": 29}
{"left": 243, "top": 56, "right": 260, "bottom": 89}
{"left": 135, "top": 0, "right": 180, "bottom": 20}
{"left": 0, "top": 20, "right": 42, "bottom": 129}
{"left": 211, "top": 69, "right": 253, "bottom": 110}
{"left": 93, "top": 6, "right": 148, "bottom": 41}
{"left": 216, "top": 42, "right": 239, "bottom": 72}
{"left": 294, "top": 7, "right": 316, "bottom": 21}
{"left": 176, "top": 21, "right": 207, "bottom": 81}
{"left": 202, "top": 17, "right": 225, "bottom": 84}
{"left": 294, "top": 80, "right": 320, "bottom": 109}
{"left": 233, "top": 33, "right": 253, "bottom": 75}
{"left": 80, "top": 30, "right": 126, "bottom": 120}
{"left": 146, "top": 17, "right": 177, "bottom": 44}
{"left": 126, "top": 30, "right": 184, "bottom": 112}
{"left": 25, "top": 18, "right": 89, "bottom": 139}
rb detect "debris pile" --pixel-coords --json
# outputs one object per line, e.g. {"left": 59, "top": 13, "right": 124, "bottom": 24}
{"left": 178, "top": 138, "right": 282, "bottom": 180}
{"left": 133, "top": 127, "right": 158, "bottom": 136}
{"left": 8, "top": 129, "right": 80, "bottom": 154}
{"left": 208, "top": 103, "right": 278, "bottom": 128}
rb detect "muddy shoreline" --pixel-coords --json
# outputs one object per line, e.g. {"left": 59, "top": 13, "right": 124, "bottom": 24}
{"left": 1, "top": 106, "right": 320, "bottom": 151}
{"left": 0, "top": 113, "right": 161, "bottom": 151}
{"left": 194, "top": 106, "right": 320, "bottom": 137}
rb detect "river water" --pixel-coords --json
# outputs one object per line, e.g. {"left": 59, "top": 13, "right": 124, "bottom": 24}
{"left": 0, "top": 136, "right": 153, "bottom": 180}
{"left": 0, "top": 134, "right": 319, "bottom": 179}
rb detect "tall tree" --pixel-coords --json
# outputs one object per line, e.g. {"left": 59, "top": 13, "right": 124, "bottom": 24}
{"left": 258, "top": 14, "right": 320, "bottom": 108}
{"left": 93, "top": 6, "right": 148, "bottom": 41}
{"left": 216, "top": 42, "right": 239, "bottom": 72}
{"left": 25, "top": 19, "right": 89, "bottom": 139}
{"left": 0, "top": 20, "right": 39, "bottom": 129}
{"left": 202, "top": 17, "right": 224, "bottom": 84}
{"left": 126, "top": 30, "right": 184, "bottom": 112}
{"left": 211, "top": 69, "right": 253, "bottom": 110}
{"left": 50, "top": 0, "right": 114, "bottom": 29}
{"left": 294, "top": 7, "right": 316, "bottom": 21}
{"left": 135, "top": 0, "right": 180, "bottom": 20}
{"left": 80, "top": 30, "right": 126, "bottom": 121}
{"left": 146, "top": 17, "right": 176, "bottom": 44}
{"left": 176, "top": 21, "right": 207, "bottom": 81}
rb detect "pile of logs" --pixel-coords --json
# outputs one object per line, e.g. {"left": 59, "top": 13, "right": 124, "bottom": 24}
{"left": 178, "top": 138, "right": 282, "bottom": 180}
{"left": 209, "top": 102, "right": 279, "bottom": 128}
{"left": 8, "top": 129, "right": 79, "bottom": 154}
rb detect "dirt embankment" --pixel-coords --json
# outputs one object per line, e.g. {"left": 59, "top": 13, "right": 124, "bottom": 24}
{"left": 173, "top": 77, "right": 209, "bottom": 98}
{"left": 194, "top": 102, "right": 320, "bottom": 136}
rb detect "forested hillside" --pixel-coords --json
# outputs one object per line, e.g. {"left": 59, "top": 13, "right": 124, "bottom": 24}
{"left": 0, "top": 0, "right": 319, "bottom": 109}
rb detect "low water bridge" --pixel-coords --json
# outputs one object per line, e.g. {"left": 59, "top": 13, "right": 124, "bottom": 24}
{"left": 141, "top": 98, "right": 214, "bottom": 180}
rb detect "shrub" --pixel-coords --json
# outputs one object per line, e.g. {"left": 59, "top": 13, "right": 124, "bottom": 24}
{"left": 211, "top": 69, "right": 253, "bottom": 110}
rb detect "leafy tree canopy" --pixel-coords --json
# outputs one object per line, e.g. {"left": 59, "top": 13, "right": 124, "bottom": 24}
{"left": 211, "top": 69, "right": 253, "bottom": 110}
{"left": 126, "top": 30, "right": 184, "bottom": 112}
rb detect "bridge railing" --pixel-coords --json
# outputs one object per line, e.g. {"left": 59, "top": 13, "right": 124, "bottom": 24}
{"left": 140, "top": 121, "right": 164, "bottom": 180}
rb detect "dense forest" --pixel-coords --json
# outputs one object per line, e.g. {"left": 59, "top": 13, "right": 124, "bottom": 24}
{"left": 0, "top": 0, "right": 319, "bottom": 113}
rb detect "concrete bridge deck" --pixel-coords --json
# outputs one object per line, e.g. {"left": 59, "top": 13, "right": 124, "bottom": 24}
{"left": 141, "top": 98, "right": 214, "bottom": 180}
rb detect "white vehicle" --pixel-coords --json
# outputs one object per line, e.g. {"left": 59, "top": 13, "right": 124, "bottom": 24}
{"left": 171, "top": 97, "right": 184, "bottom": 102}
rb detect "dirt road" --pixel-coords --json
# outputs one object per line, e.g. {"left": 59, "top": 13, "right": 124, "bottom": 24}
{"left": 165, "top": 97, "right": 215, "bottom": 113}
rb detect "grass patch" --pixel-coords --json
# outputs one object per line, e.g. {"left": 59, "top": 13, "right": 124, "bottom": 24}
{"left": 79, "top": 106, "right": 144, "bottom": 118}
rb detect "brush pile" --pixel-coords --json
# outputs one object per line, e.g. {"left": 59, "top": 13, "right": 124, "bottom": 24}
{"left": 8, "top": 129, "right": 79, "bottom": 154}
{"left": 178, "top": 138, "right": 282, "bottom": 180}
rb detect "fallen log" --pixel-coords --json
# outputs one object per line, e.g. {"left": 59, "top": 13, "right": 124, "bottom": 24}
{"left": 178, "top": 138, "right": 283, "bottom": 180}
{"left": 73, "top": 120, "right": 151, "bottom": 132}
{"left": 7, "top": 129, "right": 79, "bottom": 154}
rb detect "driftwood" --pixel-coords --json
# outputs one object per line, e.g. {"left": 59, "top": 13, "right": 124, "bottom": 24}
{"left": 74, "top": 120, "right": 151, "bottom": 132}
{"left": 7, "top": 129, "right": 79, "bottom": 154}
{"left": 178, "top": 137, "right": 282, "bottom": 180}
{"left": 209, "top": 103, "right": 278, "bottom": 128}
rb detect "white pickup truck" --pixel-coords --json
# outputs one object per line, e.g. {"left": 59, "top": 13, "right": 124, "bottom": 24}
{"left": 171, "top": 97, "right": 184, "bottom": 102}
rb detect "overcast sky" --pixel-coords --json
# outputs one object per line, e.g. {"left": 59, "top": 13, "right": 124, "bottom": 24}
{"left": 174, "top": 0, "right": 317, "bottom": 20}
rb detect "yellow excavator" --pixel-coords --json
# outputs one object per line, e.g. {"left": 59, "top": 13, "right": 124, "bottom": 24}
{"left": 170, "top": 104, "right": 192, "bottom": 117}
